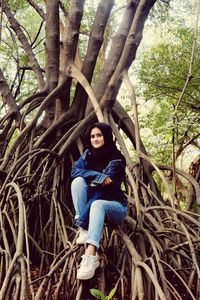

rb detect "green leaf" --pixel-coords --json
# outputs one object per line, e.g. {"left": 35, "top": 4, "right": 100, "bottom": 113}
{"left": 107, "top": 286, "right": 117, "bottom": 299}
{"left": 90, "top": 288, "right": 106, "bottom": 300}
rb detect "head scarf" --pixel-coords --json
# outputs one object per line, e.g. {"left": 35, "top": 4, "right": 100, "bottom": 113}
{"left": 86, "top": 122, "right": 125, "bottom": 171}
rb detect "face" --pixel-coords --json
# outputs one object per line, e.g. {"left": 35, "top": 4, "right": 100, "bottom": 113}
{"left": 90, "top": 127, "right": 105, "bottom": 149}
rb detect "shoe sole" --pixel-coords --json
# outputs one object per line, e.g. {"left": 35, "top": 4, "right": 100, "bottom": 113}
{"left": 76, "top": 231, "right": 88, "bottom": 245}
{"left": 76, "top": 241, "right": 86, "bottom": 245}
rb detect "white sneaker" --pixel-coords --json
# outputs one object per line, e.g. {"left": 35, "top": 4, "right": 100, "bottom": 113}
{"left": 76, "top": 228, "right": 88, "bottom": 245}
{"left": 77, "top": 254, "right": 100, "bottom": 280}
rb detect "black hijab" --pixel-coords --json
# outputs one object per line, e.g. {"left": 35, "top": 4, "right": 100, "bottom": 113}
{"left": 86, "top": 122, "right": 125, "bottom": 171}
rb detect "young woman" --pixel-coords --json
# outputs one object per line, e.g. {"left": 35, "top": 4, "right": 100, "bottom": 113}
{"left": 71, "top": 122, "right": 128, "bottom": 280}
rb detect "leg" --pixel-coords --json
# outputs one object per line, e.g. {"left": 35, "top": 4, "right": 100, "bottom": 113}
{"left": 86, "top": 200, "right": 128, "bottom": 249}
{"left": 71, "top": 177, "right": 88, "bottom": 221}
{"left": 77, "top": 200, "right": 127, "bottom": 280}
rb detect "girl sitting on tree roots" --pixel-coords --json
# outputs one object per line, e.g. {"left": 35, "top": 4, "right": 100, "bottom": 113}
{"left": 71, "top": 122, "right": 128, "bottom": 280}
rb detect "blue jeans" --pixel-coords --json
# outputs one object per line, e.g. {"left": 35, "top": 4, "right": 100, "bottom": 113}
{"left": 71, "top": 177, "right": 128, "bottom": 248}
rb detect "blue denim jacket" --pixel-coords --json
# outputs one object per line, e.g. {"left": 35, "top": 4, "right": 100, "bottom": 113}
{"left": 71, "top": 149, "right": 127, "bottom": 229}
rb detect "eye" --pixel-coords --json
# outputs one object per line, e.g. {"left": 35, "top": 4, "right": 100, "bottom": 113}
{"left": 90, "top": 132, "right": 103, "bottom": 139}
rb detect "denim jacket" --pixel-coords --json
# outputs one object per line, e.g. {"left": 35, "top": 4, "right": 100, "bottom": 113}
{"left": 71, "top": 149, "right": 127, "bottom": 229}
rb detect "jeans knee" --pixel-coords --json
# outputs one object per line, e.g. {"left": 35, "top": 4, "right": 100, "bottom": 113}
{"left": 90, "top": 200, "right": 104, "bottom": 212}
{"left": 71, "top": 177, "right": 86, "bottom": 190}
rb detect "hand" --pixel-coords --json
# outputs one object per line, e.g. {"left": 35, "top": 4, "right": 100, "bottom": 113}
{"left": 102, "top": 176, "right": 113, "bottom": 186}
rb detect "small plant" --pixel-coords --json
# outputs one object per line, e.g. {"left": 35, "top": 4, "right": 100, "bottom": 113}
{"left": 90, "top": 286, "right": 117, "bottom": 300}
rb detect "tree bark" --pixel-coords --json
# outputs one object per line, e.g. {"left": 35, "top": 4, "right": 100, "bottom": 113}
{"left": 41, "top": 0, "right": 60, "bottom": 128}
{"left": 72, "top": 0, "right": 115, "bottom": 119}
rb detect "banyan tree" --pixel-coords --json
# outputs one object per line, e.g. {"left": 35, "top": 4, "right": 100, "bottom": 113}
{"left": 0, "top": 0, "right": 200, "bottom": 299}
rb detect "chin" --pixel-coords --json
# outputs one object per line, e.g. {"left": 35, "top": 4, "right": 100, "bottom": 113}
{"left": 93, "top": 144, "right": 103, "bottom": 148}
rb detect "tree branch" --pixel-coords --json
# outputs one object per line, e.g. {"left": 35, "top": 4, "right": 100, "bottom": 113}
{"left": 2, "top": 1, "right": 45, "bottom": 89}
{"left": 26, "top": 0, "right": 46, "bottom": 20}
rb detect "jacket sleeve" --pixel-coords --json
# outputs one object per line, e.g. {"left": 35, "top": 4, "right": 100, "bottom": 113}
{"left": 103, "top": 159, "right": 125, "bottom": 187}
{"left": 71, "top": 151, "right": 107, "bottom": 184}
